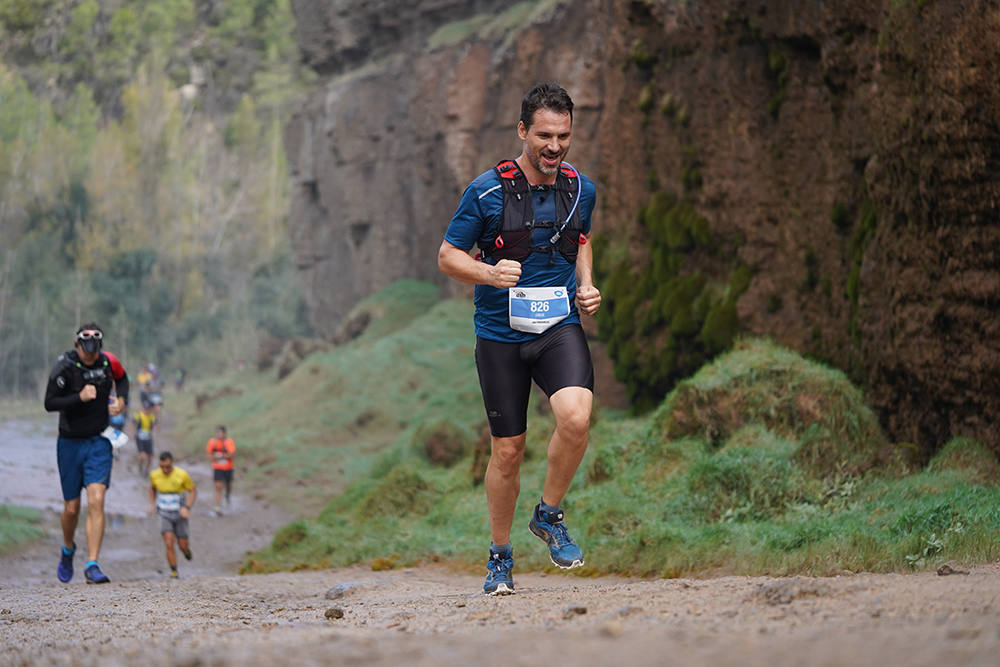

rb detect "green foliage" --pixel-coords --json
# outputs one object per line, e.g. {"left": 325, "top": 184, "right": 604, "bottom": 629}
{"left": 0, "top": 0, "right": 53, "bottom": 32}
{"left": 629, "top": 38, "right": 656, "bottom": 70}
{"left": 801, "top": 247, "right": 819, "bottom": 291}
{"left": 637, "top": 82, "right": 655, "bottom": 114}
{"left": 0, "top": 504, "right": 43, "bottom": 554}
{"left": 427, "top": 2, "right": 538, "bottom": 51}
{"left": 830, "top": 202, "right": 850, "bottom": 231}
{"left": 766, "top": 47, "right": 789, "bottom": 118}
{"left": 595, "top": 191, "right": 747, "bottom": 412}
{"left": 0, "top": 1, "right": 314, "bottom": 391}
{"left": 846, "top": 199, "right": 878, "bottom": 338}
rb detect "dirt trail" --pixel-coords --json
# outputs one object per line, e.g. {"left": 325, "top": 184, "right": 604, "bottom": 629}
{"left": 3, "top": 416, "right": 1000, "bottom": 666}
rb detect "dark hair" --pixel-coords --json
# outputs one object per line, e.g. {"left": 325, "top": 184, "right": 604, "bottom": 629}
{"left": 216, "top": 425, "right": 227, "bottom": 434}
{"left": 519, "top": 82, "right": 574, "bottom": 130}
{"left": 159, "top": 451, "right": 173, "bottom": 461}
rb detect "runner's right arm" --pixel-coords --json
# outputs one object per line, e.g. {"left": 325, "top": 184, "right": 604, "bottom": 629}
{"left": 437, "top": 240, "right": 521, "bottom": 289}
{"left": 43, "top": 360, "right": 83, "bottom": 412}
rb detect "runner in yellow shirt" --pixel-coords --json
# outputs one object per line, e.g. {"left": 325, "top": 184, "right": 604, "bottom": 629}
{"left": 132, "top": 404, "right": 157, "bottom": 477}
{"left": 148, "top": 451, "right": 196, "bottom": 578}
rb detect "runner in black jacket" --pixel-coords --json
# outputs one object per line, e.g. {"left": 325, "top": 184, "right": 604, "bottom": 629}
{"left": 44, "top": 323, "right": 129, "bottom": 584}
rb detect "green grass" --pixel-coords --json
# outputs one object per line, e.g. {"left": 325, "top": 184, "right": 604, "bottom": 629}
{"left": 168, "top": 280, "right": 1000, "bottom": 577}
{"left": 0, "top": 505, "right": 44, "bottom": 554}
{"left": 427, "top": 2, "right": 541, "bottom": 51}
{"left": 169, "top": 281, "right": 484, "bottom": 515}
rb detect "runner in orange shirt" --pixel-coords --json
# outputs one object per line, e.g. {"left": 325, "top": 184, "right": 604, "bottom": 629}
{"left": 205, "top": 425, "right": 235, "bottom": 515}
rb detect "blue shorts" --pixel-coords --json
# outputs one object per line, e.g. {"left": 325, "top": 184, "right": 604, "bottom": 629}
{"left": 57, "top": 435, "right": 113, "bottom": 501}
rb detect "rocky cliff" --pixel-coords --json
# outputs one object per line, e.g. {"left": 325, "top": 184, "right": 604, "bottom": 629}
{"left": 285, "top": 0, "right": 1000, "bottom": 459}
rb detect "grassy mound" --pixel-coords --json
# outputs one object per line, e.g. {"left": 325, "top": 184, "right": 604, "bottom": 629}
{"left": 654, "top": 338, "right": 900, "bottom": 477}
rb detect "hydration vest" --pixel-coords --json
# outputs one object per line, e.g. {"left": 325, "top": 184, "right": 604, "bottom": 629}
{"left": 479, "top": 160, "right": 587, "bottom": 264}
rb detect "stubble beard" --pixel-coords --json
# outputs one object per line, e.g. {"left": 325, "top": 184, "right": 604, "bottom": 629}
{"left": 529, "top": 145, "right": 564, "bottom": 177}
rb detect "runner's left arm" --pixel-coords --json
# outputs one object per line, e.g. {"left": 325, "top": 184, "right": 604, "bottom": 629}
{"left": 104, "top": 351, "right": 130, "bottom": 410}
{"left": 574, "top": 241, "right": 601, "bottom": 316}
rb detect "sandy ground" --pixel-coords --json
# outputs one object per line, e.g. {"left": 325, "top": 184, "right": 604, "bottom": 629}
{"left": 2, "top": 416, "right": 1000, "bottom": 666}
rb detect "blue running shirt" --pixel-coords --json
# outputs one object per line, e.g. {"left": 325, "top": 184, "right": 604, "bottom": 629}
{"left": 444, "top": 166, "right": 597, "bottom": 343}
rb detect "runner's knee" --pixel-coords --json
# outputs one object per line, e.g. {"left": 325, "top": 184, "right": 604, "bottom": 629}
{"left": 490, "top": 436, "right": 526, "bottom": 471}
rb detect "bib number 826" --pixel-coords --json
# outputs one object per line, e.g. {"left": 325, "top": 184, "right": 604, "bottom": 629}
{"left": 530, "top": 301, "right": 550, "bottom": 313}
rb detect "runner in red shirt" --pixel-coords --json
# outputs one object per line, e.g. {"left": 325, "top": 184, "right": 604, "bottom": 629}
{"left": 205, "top": 425, "right": 235, "bottom": 515}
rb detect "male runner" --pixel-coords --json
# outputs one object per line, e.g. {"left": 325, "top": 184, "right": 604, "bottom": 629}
{"left": 206, "top": 426, "right": 235, "bottom": 514}
{"left": 132, "top": 402, "right": 157, "bottom": 477}
{"left": 438, "top": 82, "right": 601, "bottom": 595}
{"left": 44, "top": 323, "right": 130, "bottom": 584}
{"left": 148, "top": 451, "right": 196, "bottom": 578}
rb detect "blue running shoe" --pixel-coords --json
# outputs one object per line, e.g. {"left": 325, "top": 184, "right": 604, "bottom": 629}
{"left": 84, "top": 563, "right": 110, "bottom": 584}
{"left": 529, "top": 503, "right": 584, "bottom": 569}
{"left": 483, "top": 545, "right": 514, "bottom": 596}
{"left": 57, "top": 543, "right": 75, "bottom": 583}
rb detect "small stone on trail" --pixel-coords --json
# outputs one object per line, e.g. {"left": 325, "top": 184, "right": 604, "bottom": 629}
{"left": 936, "top": 561, "right": 970, "bottom": 576}
{"left": 325, "top": 608, "right": 345, "bottom": 620}
{"left": 326, "top": 582, "right": 361, "bottom": 599}
{"left": 562, "top": 604, "right": 587, "bottom": 619}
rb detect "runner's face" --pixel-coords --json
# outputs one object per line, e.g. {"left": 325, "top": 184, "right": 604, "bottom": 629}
{"left": 159, "top": 460, "right": 173, "bottom": 474}
{"left": 518, "top": 109, "right": 572, "bottom": 182}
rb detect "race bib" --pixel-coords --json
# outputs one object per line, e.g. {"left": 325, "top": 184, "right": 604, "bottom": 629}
{"left": 156, "top": 493, "right": 182, "bottom": 513}
{"left": 138, "top": 429, "right": 151, "bottom": 440}
{"left": 509, "top": 286, "right": 570, "bottom": 334}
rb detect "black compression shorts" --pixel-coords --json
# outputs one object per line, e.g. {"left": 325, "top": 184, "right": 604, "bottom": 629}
{"left": 475, "top": 323, "right": 594, "bottom": 438}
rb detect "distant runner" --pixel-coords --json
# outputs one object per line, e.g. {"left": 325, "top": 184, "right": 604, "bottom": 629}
{"left": 44, "top": 323, "right": 130, "bottom": 584}
{"left": 131, "top": 402, "right": 157, "bottom": 477}
{"left": 206, "top": 426, "right": 235, "bottom": 514}
{"left": 148, "top": 451, "right": 196, "bottom": 578}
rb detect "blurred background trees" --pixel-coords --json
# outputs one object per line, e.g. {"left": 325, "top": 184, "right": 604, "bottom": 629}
{"left": 0, "top": 0, "right": 314, "bottom": 393}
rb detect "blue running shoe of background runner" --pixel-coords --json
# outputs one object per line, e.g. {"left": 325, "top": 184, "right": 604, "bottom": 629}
{"left": 84, "top": 563, "right": 110, "bottom": 584}
{"left": 483, "top": 545, "right": 514, "bottom": 596}
{"left": 529, "top": 503, "right": 584, "bottom": 569}
{"left": 57, "top": 543, "right": 75, "bottom": 583}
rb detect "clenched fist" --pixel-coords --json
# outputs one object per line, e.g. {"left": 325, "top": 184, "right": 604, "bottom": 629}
{"left": 576, "top": 284, "right": 601, "bottom": 316}
{"left": 489, "top": 259, "right": 521, "bottom": 289}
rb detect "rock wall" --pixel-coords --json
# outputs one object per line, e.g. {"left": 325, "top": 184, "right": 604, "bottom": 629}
{"left": 285, "top": 0, "right": 1000, "bottom": 458}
